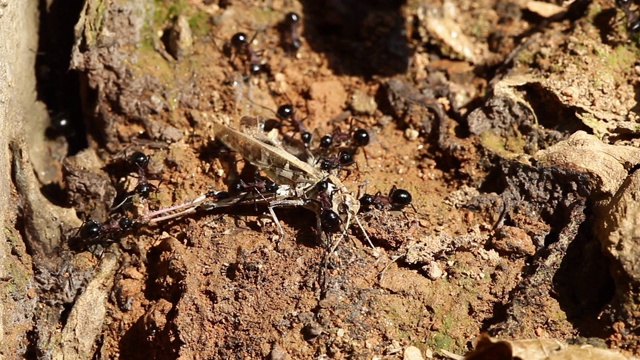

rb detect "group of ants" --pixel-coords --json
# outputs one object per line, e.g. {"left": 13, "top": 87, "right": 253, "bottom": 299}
{"left": 75, "top": 12, "right": 413, "bottom": 252}
{"left": 75, "top": 0, "right": 640, "bottom": 252}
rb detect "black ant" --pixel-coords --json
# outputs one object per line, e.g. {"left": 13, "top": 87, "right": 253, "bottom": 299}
{"left": 280, "top": 12, "right": 302, "bottom": 51}
{"left": 321, "top": 209, "right": 342, "bottom": 233}
{"left": 617, "top": 0, "right": 640, "bottom": 35}
{"left": 318, "top": 128, "right": 370, "bottom": 151}
{"left": 318, "top": 117, "right": 371, "bottom": 150}
{"left": 205, "top": 190, "right": 231, "bottom": 201}
{"left": 111, "top": 151, "right": 158, "bottom": 211}
{"left": 359, "top": 186, "right": 413, "bottom": 211}
{"left": 230, "top": 175, "right": 279, "bottom": 195}
{"left": 230, "top": 32, "right": 268, "bottom": 76}
{"left": 276, "top": 104, "right": 313, "bottom": 146}
{"left": 316, "top": 120, "right": 371, "bottom": 166}
{"left": 75, "top": 216, "right": 134, "bottom": 250}
{"left": 313, "top": 180, "right": 334, "bottom": 208}
{"left": 46, "top": 111, "right": 74, "bottom": 138}
{"left": 320, "top": 150, "right": 355, "bottom": 171}
{"left": 312, "top": 180, "right": 342, "bottom": 234}
{"left": 129, "top": 151, "right": 157, "bottom": 198}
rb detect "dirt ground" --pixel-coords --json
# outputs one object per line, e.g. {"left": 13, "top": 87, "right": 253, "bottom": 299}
{"left": 7, "top": 0, "right": 640, "bottom": 358}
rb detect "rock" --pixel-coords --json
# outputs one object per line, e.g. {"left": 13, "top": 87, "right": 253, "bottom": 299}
{"left": 269, "top": 344, "right": 290, "bottom": 360}
{"left": 535, "top": 131, "right": 640, "bottom": 199}
{"left": 599, "top": 170, "right": 640, "bottom": 326}
{"left": 301, "top": 322, "right": 323, "bottom": 341}
{"left": 167, "top": 15, "right": 193, "bottom": 60}
{"left": 349, "top": 90, "right": 377, "bottom": 115}
{"left": 490, "top": 226, "right": 536, "bottom": 257}
{"left": 403, "top": 346, "right": 424, "bottom": 360}
{"left": 465, "top": 335, "right": 631, "bottom": 360}
{"left": 423, "top": 261, "right": 443, "bottom": 280}
{"left": 405, "top": 128, "right": 419, "bottom": 141}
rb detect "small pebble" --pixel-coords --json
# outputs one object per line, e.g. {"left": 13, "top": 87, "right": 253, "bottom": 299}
{"left": 167, "top": 15, "right": 193, "bottom": 60}
{"left": 302, "top": 322, "right": 323, "bottom": 340}
{"left": 423, "top": 261, "right": 443, "bottom": 280}
{"left": 403, "top": 346, "right": 424, "bottom": 360}
{"left": 350, "top": 90, "right": 378, "bottom": 115}
{"left": 405, "top": 128, "right": 420, "bottom": 141}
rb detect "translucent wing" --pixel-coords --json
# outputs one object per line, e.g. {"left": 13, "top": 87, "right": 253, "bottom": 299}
{"left": 212, "top": 118, "right": 323, "bottom": 186}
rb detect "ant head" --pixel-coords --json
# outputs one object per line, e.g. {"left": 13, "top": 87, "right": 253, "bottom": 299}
{"left": 79, "top": 219, "right": 101, "bottom": 239}
{"left": 316, "top": 180, "right": 330, "bottom": 192}
{"left": 338, "top": 151, "right": 354, "bottom": 166}
{"left": 277, "top": 104, "right": 295, "bottom": 120}
{"left": 130, "top": 151, "right": 150, "bottom": 169}
{"left": 48, "top": 112, "right": 73, "bottom": 137}
{"left": 617, "top": 0, "right": 631, "bottom": 8}
{"left": 265, "top": 180, "right": 279, "bottom": 192}
{"left": 321, "top": 210, "right": 342, "bottom": 233}
{"left": 320, "top": 135, "right": 333, "bottom": 148}
{"left": 215, "top": 191, "right": 231, "bottom": 200}
{"left": 231, "top": 32, "right": 248, "bottom": 48}
{"left": 118, "top": 217, "right": 133, "bottom": 230}
{"left": 630, "top": 18, "right": 640, "bottom": 33}
{"left": 285, "top": 12, "right": 300, "bottom": 25}
{"left": 249, "top": 63, "right": 263, "bottom": 75}
{"left": 135, "top": 182, "right": 153, "bottom": 198}
{"left": 352, "top": 129, "right": 370, "bottom": 147}
{"left": 301, "top": 131, "right": 312, "bottom": 144}
{"left": 230, "top": 180, "right": 245, "bottom": 194}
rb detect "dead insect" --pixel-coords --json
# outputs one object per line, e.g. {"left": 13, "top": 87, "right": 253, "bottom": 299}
{"left": 210, "top": 118, "right": 372, "bottom": 246}
{"left": 137, "top": 118, "right": 373, "bottom": 249}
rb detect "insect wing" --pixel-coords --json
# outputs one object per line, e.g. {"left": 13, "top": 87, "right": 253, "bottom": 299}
{"left": 199, "top": 185, "right": 294, "bottom": 211}
{"left": 212, "top": 119, "right": 322, "bottom": 185}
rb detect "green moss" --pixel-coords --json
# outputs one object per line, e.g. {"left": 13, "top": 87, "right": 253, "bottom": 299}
{"left": 251, "top": 6, "right": 280, "bottom": 24}
{"left": 82, "top": 0, "right": 109, "bottom": 48}
{"left": 516, "top": 49, "right": 535, "bottom": 65}
{"left": 604, "top": 45, "right": 637, "bottom": 74}
{"left": 189, "top": 11, "right": 211, "bottom": 37}
{"left": 430, "top": 332, "right": 456, "bottom": 350}
{"left": 586, "top": 4, "right": 602, "bottom": 22}
{"left": 479, "top": 131, "right": 506, "bottom": 154}
{"left": 154, "top": 0, "right": 188, "bottom": 26}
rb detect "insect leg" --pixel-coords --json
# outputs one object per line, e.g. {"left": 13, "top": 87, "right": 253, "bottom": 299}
{"left": 266, "top": 205, "right": 285, "bottom": 245}
{"left": 144, "top": 193, "right": 209, "bottom": 223}
{"left": 354, "top": 214, "right": 374, "bottom": 249}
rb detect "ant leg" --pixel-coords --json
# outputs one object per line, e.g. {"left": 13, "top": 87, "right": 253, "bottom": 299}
{"left": 110, "top": 194, "right": 135, "bottom": 211}
{"left": 315, "top": 212, "right": 325, "bottom": 243}
{"left": 361, "top": 147, "right": 370, "bottom": 168}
